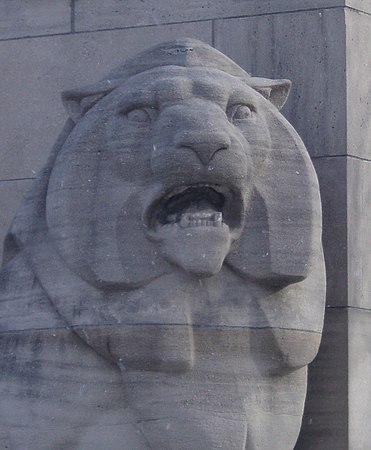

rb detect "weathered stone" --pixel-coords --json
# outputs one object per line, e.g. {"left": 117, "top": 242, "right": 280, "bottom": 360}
{"left": 296, "top": 308, "right": 349, "bottom": 449}
{"left": 0, "top": 179, "right": 33, "bottom": 264}
{"left": 348, "top": 308, "right": 371, "bottom": 448}
{"left": 348, "top": 157, "right": 371, "bottom": 309}
{"left": 346, "top": 8, "right": 371, "bottom": 161}
{"left": 347, "top": 0, "right": 371, "bottom": 14}
{"left": 312, "top": 156, "right": 371, "bottom": 310}
{"left": 214, "top": 9, "right": 347, "bottom": 158}
{"left": 313, "top": 157, "right": 348, "bottom": 307}
{"left": 0, "top": 0, "right": 70, "bottom": 40}
{"left": 298, "top": 306, "right": 371, "bottom": 449}
{"left": 0, "top": 39, "right": 325, "bottom": 449}
{"left": 73, "top": 0, "right": 370, "bottom": 33}
{"left": 0, "top": 22, "right": 211, "bottom": 180}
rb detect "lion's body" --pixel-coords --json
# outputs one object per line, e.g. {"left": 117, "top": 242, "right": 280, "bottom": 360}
{"left": 0, "top": 40, "right": 325, "bottom": 449}
{"left": 0, "top": 252, "right": 312, "bottom": 449}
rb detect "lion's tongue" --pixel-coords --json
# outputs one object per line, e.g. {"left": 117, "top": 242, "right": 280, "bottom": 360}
{"left": 161, "top": 226, "right": 231, "bottom": 277}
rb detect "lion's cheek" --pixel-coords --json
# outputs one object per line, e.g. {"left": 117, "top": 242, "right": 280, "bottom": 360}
{"left": 159, "top": 226, "right": 232, "bottom": 277}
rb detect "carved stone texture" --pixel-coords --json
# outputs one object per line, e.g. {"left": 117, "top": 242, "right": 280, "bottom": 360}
{"left": 0, "top": 39, "right": 325, "bottom": 449}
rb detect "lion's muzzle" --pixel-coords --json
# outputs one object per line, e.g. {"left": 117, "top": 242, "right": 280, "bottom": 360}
{"left": 174, "top": 130, "right": 231, "bottom": 166}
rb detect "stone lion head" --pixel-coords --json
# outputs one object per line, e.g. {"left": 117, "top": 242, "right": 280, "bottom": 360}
{"left": 6, "top": 39, "right": 321, "bottom": 288}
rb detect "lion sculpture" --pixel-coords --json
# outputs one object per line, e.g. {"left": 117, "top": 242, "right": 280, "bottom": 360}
{"left": 0, "top": 39, "right": 325, "bottom": 449}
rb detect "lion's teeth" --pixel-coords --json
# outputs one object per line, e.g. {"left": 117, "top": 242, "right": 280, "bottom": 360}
{"left": 214, "top": 212, "right": 222, "bottom": 224}
{"left": 178, "top": 211, "right": 223, "bottom": 228}
{"left": 180, "top": 214, "right": 190, "bottom": 228}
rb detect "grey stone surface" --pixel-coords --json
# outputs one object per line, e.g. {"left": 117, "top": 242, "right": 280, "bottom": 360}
{"left": 305, "top": 156, "right": 371, "bottom": 311}
{"left": 0, "top": 40, "right": 325, "bottom": 449}
{"left": 0, "top": 179, "right": 33, "bottom": 265}
{"left": 73, "top": 0, "right": 367, "bottom": 32}
{"left": 346, "top": 9, "right": 371, "bottom": 161}
{"left": 299, "top": 306, "right": 371, "bottom": 448}
{"left": 348, "top": 157, "right": 371, "bottom": 309}
{"left": 347, "top": 0, "right": 371, "bottom": 14}
{"left": 313, "top": 157, "right": 348, "bottom": 307}
{"left": 349, "top": 308, "right": 371, "bottom": 449}
{"left": 0, "top": 22, "right": 211, "bottom": 180}
{"left": 0, "top": 0, "right": 71, "bottom": 40}
{"left": 296, "top": 308, "right": 349, "bottom": 449}
{"left": 214, "top": 8, "right": 347, "bottom": 158}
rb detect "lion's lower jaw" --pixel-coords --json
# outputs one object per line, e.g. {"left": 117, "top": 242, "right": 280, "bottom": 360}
{"left": 159, "top": 226, "right": 232, "bottom": 277}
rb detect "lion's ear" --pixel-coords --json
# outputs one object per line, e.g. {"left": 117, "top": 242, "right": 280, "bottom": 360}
{"left": 61, "top": 80, "right": 120, "bottom": 122}
{"left": 248, "top": 77, "right": 291, "bottom": 110}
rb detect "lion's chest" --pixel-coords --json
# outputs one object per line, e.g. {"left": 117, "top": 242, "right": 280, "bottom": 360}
{"left": 103, "top": 270, "right": 277, "bottom": 374}
{"left": 106, "top": 322, "right": 258, "bottom": 374}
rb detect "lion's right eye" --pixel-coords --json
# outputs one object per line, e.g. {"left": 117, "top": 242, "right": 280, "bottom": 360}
{"left": 227, "top": 104, "right": 255, "bottom": 122}
{"left": 126, "top": 107, "right": 156, "bottom": 123}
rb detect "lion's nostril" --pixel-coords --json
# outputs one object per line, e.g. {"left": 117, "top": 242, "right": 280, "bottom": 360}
{"left": 179, "top": 143, "right": 228, "bottom": 166}
{"left": 175, "top": 131, "right": 230, "bottom": 166}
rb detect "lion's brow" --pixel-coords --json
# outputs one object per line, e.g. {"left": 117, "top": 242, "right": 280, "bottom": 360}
{"left": 116, "top": 79, "right": 255, "bottom": 112}
{"left": 117, "top": 89, "right": 157, "bottom": 111}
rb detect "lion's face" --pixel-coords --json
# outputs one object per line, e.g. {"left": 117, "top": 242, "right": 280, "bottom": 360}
{"left": 46, "top": 66, "right": 278, "bottom": 287}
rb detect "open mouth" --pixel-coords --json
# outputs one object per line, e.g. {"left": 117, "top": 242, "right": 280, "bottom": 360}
{"left": 147, "top": 184, "right": 243, "bottom": 233}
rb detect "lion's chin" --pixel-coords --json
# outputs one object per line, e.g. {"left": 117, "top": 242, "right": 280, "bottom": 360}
{"left": 158, "top": 225, "right": 232, "bottom": 277}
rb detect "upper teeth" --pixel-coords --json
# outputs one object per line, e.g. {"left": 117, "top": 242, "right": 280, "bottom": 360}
{"left": 179, "top": 211, "right": 223, "bottom": 228}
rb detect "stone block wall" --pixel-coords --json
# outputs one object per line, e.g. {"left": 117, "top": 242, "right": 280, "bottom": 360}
{"left": 1, "top": 1, "right": 370, "bottom": 448}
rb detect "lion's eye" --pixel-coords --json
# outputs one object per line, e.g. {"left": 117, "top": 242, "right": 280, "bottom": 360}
{"left": 229, "top": 104, "right": 254, "bottom": 122}
{"left": 126, "top": 107, "right": 156, "bottom": 123}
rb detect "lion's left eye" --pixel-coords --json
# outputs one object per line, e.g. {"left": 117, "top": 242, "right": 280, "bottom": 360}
{"left": 126, "top": 107, "right": 156, "bottom": 123}
{"left": 228, "top": 104, "right": 254, "bottom": 121}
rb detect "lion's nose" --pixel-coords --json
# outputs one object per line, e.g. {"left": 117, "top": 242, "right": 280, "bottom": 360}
{"left": 175, "top": 131, "right": 230, "bottom": 166}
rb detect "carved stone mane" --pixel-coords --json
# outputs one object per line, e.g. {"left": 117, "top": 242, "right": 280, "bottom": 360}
{"left": 0, "top": 39, "right": 325, "bottom": 449}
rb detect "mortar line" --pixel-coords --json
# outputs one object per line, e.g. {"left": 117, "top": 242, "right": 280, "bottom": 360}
{"left": 326, "top": 305, "right": 371, "bottom": 312}
{"left": 0, "top": 323, "right": 322, "bottom": 336}
{"left": 312, "top": 154, "right": 371, "bottom": 163}
{"left": 0, "top": 177, "right": 35, "bottom": 184}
